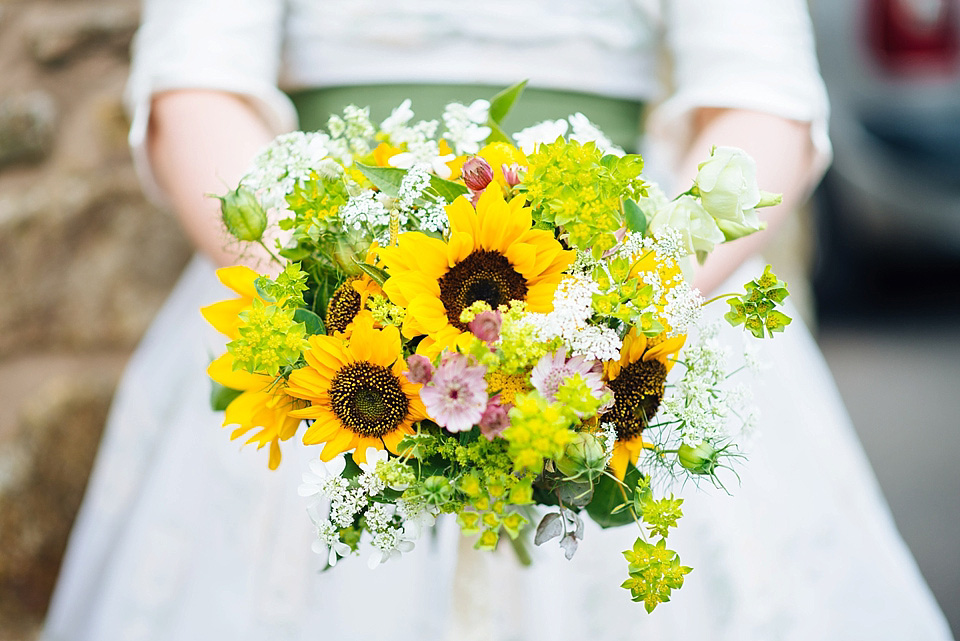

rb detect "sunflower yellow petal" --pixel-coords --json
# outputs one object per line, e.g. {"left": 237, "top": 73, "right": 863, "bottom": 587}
{"left": 207, "top": 353, "right": 261, "bottom": 391}
{"left": 216, "top": 265, "right": 260, "bottom": 299}
{"left": 319, "top": 430, "right": 357, "bottom": 461}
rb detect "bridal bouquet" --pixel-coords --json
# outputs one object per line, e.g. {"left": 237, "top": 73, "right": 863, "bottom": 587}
{"left": 203, "top": 83, "right": 791, "bottom": 612}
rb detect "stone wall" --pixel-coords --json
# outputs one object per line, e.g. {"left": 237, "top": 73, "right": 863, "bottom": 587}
{"left": 0, "top": 1, "right": 191, "bottom": 638}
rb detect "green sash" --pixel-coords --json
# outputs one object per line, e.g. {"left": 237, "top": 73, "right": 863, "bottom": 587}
{"left": 289, "top": 84, "right": 644, "bottom": 153}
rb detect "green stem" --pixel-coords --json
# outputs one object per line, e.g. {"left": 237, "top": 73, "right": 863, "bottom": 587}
{"left": 257, "top": 239, "right": 283, "bottom": 265}
{"left": 703, "top": 292, "right": 739, "bottom": 306}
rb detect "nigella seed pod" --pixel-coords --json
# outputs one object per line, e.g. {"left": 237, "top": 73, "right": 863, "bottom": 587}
{"left": 217, "top": 186, "right": 267, "bottom": 242}
{"left": 461, "top": 156, "right": 494, "bottom": 191}
{"left": 677, "top": 442, "right": 719, "bottom": 475}
{"left": 555, "top": 432, "right": 607, "bottom": 480}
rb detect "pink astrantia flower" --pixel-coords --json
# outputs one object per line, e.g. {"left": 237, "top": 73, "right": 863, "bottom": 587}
{"left": 468, "top": 310, "right": 502, "bottom": 343}
{"left": 462, "top": 156, "right": 494, "bottom": 191}
{"left": 530, "top": 348, "right": 611, "bottom": 414}
{"left": 405, "top": 354, "right": 435, "bottom": 384}
{"left": 419, "top": 353, "right": 488, "bottom": 433}
{"left": 478, "top": 394, "right": 511, "bottom": 441}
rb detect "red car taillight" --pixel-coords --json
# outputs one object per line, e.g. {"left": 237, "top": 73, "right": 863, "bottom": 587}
{"left": 867, "top": 0, "right": 960, "bottom": 73}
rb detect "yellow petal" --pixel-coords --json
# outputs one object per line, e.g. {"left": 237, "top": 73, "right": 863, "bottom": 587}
{"left": 216, "top": 265, "right": 260, "bottom": 299}
{"left": 207, "top": 353, "right": 261, "bottom": 391}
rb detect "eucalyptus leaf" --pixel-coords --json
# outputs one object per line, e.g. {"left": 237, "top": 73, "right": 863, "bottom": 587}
{"left": 559, "top": 533, "right": 579, "bottom": 560}
{"left": 623, "top": 198, "right": 647, "bottom": 235}
{"left": 488, "top": 80, "right": 528, "bottom": 124}
{"left": 210, "top": 380, "right": 243, "bottom": 412}
{"left": 534, "top": 512, "right": 564, "bottom": 546}
{"left": 293, "top": 308, "right": 325, "bottom": 335}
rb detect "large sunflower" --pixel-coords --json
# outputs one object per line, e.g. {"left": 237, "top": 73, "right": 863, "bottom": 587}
{"left": 604, "top": 328, "right": 685, "bottom": 479}
{"left": 379, "top": 188, "right": 574, "bottom": 356}
{"left": 285, "top": 317, "right": 427, "bottom": 463}
{"left": 208, "top": 353, "right": 306, "bottom": 470}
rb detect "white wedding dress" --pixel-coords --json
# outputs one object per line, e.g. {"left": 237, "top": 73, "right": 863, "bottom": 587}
{"left": 43, "top": 1, "right": 954, "bottom": 640}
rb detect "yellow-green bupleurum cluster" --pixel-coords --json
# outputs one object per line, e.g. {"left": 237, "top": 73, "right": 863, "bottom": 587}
{"left": 523, "top": 138, "right": 645, "bottom": 256}
{"left": 227, "top": 299, "right": 308, "bottom": 376}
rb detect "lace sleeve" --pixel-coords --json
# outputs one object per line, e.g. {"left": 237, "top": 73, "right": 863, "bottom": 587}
{"left": 124, "top": 0, "right": 298, "bottom": 204}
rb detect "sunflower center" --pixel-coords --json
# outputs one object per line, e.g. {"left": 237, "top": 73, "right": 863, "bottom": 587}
{"left": 438, "top": 250, "right": 527, "bottom": 331}
{"left": 329, "top": 361, "right": 409, "bottom": 438}
{"left": 607, "top": 359, "right": 667, "bottom": 441}
{"left": 325, "top": 277, "right": 362, "bottom": 334}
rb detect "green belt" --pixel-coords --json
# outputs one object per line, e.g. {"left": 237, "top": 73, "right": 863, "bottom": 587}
{"left": 288, "top": 84, "right": 644, "bottom": 153}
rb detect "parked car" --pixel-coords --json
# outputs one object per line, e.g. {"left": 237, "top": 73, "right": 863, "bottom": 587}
{"left": 810, "top": 0, "right": 960, "bottom": 316}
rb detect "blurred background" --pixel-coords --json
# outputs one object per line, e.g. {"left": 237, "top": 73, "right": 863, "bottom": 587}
{"left": 0, "top": 0, "right": 956, "bottom": 639}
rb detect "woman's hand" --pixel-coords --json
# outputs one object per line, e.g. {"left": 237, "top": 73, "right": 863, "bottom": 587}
{"left": 147, "top": 89, "right": 279, "bottom": 272}
{"left": 681, "top": 108, "right": 816, "bottom": 295}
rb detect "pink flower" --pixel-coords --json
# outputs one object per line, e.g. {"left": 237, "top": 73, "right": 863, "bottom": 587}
{"left": 462, "top": 156, "right": 494, "bottom": 191}
{"left": 530, "top": 349, "right": 611, "bottom": 414}
{"left": 501, "top": 163, "right": 522, "bottom": 187}
{"left": 468, "top": 310, "right": 502, "bottom": 343}
{"left": 419, "top": 353, "right": 489, "bottom": 433}
{"left": 478, "top": 395, "right": 511, "bottom": 441}
{"left": 405, "top": 354, "right": 435, "bottom": 384}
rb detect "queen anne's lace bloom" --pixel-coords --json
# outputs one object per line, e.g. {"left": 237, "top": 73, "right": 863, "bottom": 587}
{"left": 241, "top": 132, "right": 333, "bottom": 214}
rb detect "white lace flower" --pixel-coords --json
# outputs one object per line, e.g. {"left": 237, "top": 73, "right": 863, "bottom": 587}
{"left": 663, "top": 281, "right": 704, "bottom": 337}
{"left": 380, "top": 99, "right": 415, "bottom": 139}
{"left": 568, "top": 112, "right": 624, "bottom": 156}
{"left": 442, "top": 99, "right": 492, "bottom": 155}
{"left": 513, "top": 119, "right": 569, "bottom": 154}
{"left": 522, "top": 276, "right": 623, "bottom": 362}
{"left": 241, "top": 131, "right": 332, "bottom": 214}
{"left": 357, "top": 448, "right": 387, "bottom": 496}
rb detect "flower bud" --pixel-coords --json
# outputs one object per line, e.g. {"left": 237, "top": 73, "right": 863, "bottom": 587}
{"left": 217, "top": 186, "right": 267, "bottom": 242}
{"left": 461, "top": 156, "right": 494, "bottom": 191}
{"left": 555, "top": 432, "right": 607, "bottom": 480}
{"left": 478, "top": 396, "right": 510, "bottom": 440}
{"left": 677, "top": 442, "right": 719, "bottom": 475}
{"left": 405, "top": 354, "right": 435, "bottom": 384}
{"left": 468, "top": 310, "right": 502, "bottom": 343}
{"left": 501, "top": 162, "right": 522, "bottom": 187}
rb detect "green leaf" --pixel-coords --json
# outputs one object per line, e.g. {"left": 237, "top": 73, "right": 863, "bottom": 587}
{"left": 355, "top": 163, "right": 406, "bottom": 197}
{"left": 485, "top": 119, "right": 512, "bottom": 145}
{"left": 764, "top": 310, "right": 792, "bottom": 335}
{"left": 210, "top": 380, "right": 243, "bottom": 412}
{"left": 585, "top": 463, "right": 644, "bottom": 528}
{"left": 353, "top": 258, "right": 391, "bottom": 286}
{"left": 293, "top": 308, "right": 325, "bottom": 335}
{"left": 428, "top": 175, "right": 469, "bottom": 203}
{"left": 623, "top": 198, "right": 647, "bottom": 235}
{"left": 253, "top": 277, "right": 275, "bottom": 302}
{"left": 279, "top": 246, "right": 311, "bottom": 261}
{"left": 488, "top": 80, "right": 528, "bottom": 124}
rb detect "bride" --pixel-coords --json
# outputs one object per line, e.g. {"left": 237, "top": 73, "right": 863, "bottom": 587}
{"left": 43, "top": 1, "right": 954, "bottom": 640}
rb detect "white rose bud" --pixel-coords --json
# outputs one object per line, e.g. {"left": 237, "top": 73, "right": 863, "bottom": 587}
{"left": 694, "top": 146, "right": 761, "bottom": 221}
{"left": 648, "top": 194, "right": 725, "bottom": 257}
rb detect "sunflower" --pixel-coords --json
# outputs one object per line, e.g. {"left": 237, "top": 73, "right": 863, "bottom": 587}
{"left": 324, "top": 274, "right": 382, "bottom": 337}
{"left": 379, "top": 188, "right": 574, "bottom": 356}
{"left": 285, "top": 317, "right": 428, "bottom": 463}
{"left": 207, "top": 353, "right": 307, "bottom": 470}
{"left": 604, "top": 328, "right": 685, "bottom": 479}
{"left": 200, "top": 265, "right": 263, "bottom": 339}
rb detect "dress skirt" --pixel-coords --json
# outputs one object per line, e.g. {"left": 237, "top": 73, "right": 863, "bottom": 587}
{"left": 42, "top": 255, "right": 954, "bottom": 641}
